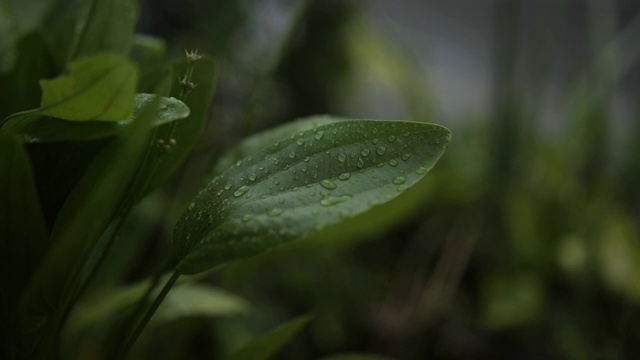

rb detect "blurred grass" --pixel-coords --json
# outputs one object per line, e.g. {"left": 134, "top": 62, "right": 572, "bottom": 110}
{"left": 61, "top": 0, "right": 640, "bottom": 359}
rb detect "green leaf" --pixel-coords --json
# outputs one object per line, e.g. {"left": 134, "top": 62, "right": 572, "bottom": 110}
{"left": 213, "top": 115, "right": 337, "bottom": 175}
{"left": 66, "top": 281, "right": 249, "bottom": 335}
{"left": 0, "top": 32, "right": 56, "bottom": 120}
{"left": 152, "top": 284, "right": 250, "bottom": 325}
{"left": 227, "top": 315, "right": 312, "bottom": 360}
{"left": 18, "top": 95, "right": 159, "bottom": 334}
{"left": 174, "top": 120, "right": 451, "bottom": 274}
{"left": 67, "top": 0, "right": 136, "bottom": 61}
{"left": 39, "top": 53, "right": 138, "bottom": 121}
{"left": 1, "top": 0, "right": 53, "bottom": 36}
{"left": 0, "top": 2, "right": 17, "bottom": 73}
{"left": 2, "top": 94, "right": 189, "bottom": 143}
{"left": 0, "top": 131, "right": 48, "bottom": 356}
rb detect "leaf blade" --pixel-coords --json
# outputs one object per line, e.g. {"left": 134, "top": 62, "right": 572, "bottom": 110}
{"left": 37, "top": 53, "right": 138, "bottom": 121}
{"left": 174, "top": 119, "right": 451, "bottom": 274}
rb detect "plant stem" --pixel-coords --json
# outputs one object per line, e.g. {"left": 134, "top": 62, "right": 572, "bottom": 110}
{"left": 117, "top": 270, "right": 181, "bottom": 359}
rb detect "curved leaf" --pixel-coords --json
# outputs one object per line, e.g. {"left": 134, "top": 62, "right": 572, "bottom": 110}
{"left": 2, "top": 94, "right": 189, "bottom": 143}
{"left": 174, "top": 120, "right": 451, "bottom": 274}
{"left": 3, "top": 53, "right": 138, "bottom": 125}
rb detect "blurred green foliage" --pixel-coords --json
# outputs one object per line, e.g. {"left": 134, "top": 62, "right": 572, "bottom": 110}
{"left": 1, "top": 0, "right": 640, "bottom": 359}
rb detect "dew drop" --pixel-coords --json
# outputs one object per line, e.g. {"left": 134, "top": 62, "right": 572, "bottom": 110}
{"left": 297, "top": 138, "right": 305, "bottom": 146}
{"left": 304, "top": 156, "right": 310, "bottom": 162}
{"left": 241, "top": 214, "right": 254, "bottom": 223}
{"left": 356, "top": 158, "right": 364, "bottom": 169}
{"left": 416, "top": 167, "right": 428, "bottom": 174}
{"left": 188, "top": 202, "right": 195, "bottom": 210}
{"left": 401, "top": 154, "right": 411, "bottom": 161}
{"left": 372, "top": 139, "right": 379, "bottom": 144}
{"left": 388, "top": 135, "right": 396, "bottom": 142}
{"left": 389, "top": 159, "right": 398, "bottom": 167}
{"left": 224, "top": 184, "right": 231, "bottom": 190}
{"left": 320, "top": 179, "right": 337, "bottom": 190}
{"left": 234, "top": 186, "right": 250, "bottom": 197}
{"left": 393, "top": 176, "right": 406, "bottom": 185}
{"left": 376, "top": 146, "right": 387, "bottom": 156}
{"left": 314, "top": 131, "right": 325, "bottom": 140}
{"left": 268, "top": 208, "right": 283, "bottom": 217}
{"left": 289, "top": 152, "right": 296, "bottom": 159}
{"left": 249, "top": 174, "right": 257, "bottom": 182}
{"left": 320, "top": 195, "right": 349, "bottom": 206}
{"left": 338, "top": 154, "right": 346, "bottom": 163}
{"left": 360, "top": 149, "right": 370, "bottom": 157}
{"left": 338, "top": 173, "right": 351, "bottom": 181}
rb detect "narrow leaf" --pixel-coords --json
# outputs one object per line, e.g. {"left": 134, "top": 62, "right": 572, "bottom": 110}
{"left": 227, "top": 315, "right": 312, "bottom": 360}
{"left": 0, "top": 2, "right": 17, "bottom": 73}
{"left": 174, "top": 120, "right": 451, "bottom": 274}
{"left": 0, "top": 131, "right": 48, "bottom": 357}
{"left": 67, "top": 0, "right": 135, "bottom": 61}
{"left": 18, "top": 96, "right": 158, "bottom": 332}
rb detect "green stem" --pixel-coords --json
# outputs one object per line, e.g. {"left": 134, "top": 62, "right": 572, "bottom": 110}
{"left": 117, "top": 270, "right": 181, "bottom": 359}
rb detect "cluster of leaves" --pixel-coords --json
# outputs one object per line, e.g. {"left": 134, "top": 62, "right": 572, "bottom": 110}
{"left": 0, "top": 0, "right": 451, "bottom": 359}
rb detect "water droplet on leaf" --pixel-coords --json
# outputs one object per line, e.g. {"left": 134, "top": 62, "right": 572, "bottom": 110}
{"left": 320, "top": 179, "right": 337, "bottom": 190}
{"left": 393, "top": 176, "right": 406, "bottom": 185}
{"left": 234, "top": 186, "right": 250, "bottom": 197}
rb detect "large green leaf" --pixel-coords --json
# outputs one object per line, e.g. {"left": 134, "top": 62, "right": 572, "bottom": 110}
{"left": 174, "top": 120, "right": 451, "bottom": 274}
{"left": 2, "top": 93, "right": 189, "bottom": 143}
{"left": 227, "top": 315, "right": 312, "bottom": 360}
{"left": 67, "top": 0, "right": 135, "bottom": 61}
{"left": 0, "top": 131, "right": 48, "bottom": 358}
